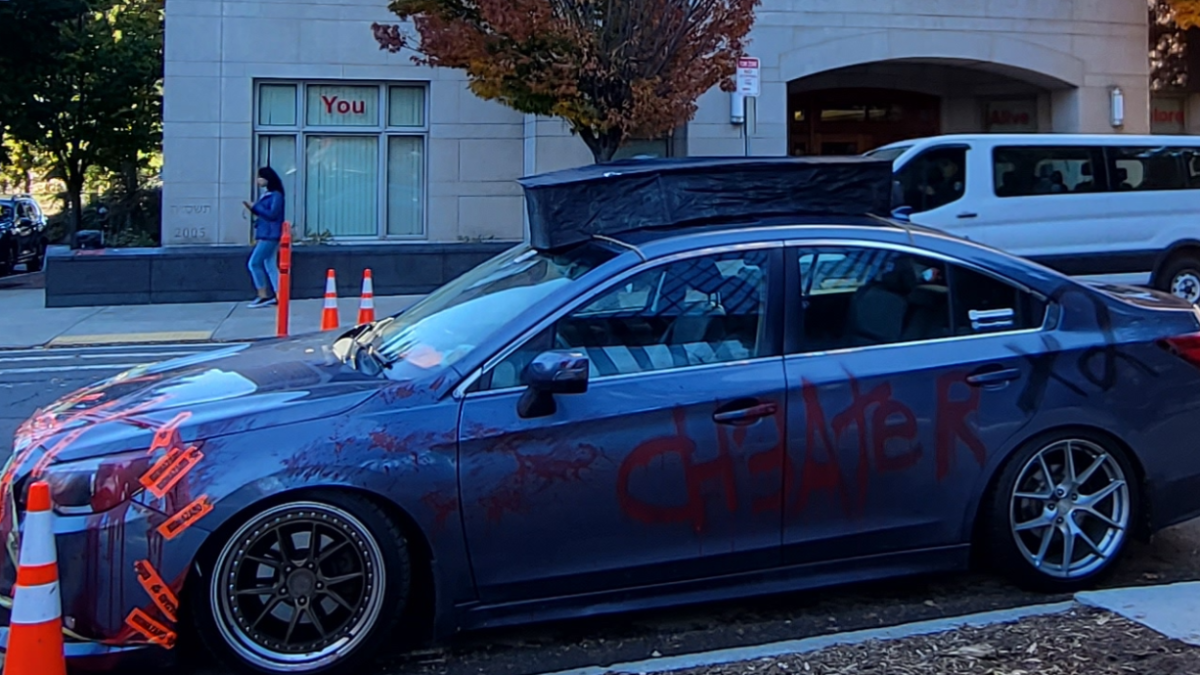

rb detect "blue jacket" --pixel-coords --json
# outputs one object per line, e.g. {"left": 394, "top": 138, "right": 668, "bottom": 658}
{"left": 251, "top": 191, "right": 285, "bottom": 241}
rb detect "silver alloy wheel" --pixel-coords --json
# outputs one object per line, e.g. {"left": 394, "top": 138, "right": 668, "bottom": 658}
{"left": 210, "top": 502, "right": 387, "bottom": 673}
{"left": 1171, "top": 271, "right": 1200, "bottom": 304}
{"left": 1009, "top": 439, "right": 1130, "bottom": 580}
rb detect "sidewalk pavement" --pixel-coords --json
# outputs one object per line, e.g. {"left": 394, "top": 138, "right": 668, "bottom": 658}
{"left": 0, "top": 288, "right": 423, "bottom": 349}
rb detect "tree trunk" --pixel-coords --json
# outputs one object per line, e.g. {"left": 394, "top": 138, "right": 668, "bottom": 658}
{"left": 65, "top": 173, "right": 85, "bottom": 243}
{"left": 579, "top": 127, "right": 626, "bottom": 164}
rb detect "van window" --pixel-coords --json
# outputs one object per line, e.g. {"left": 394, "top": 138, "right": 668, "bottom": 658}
{"left": 1108, "top": 147, "right": 1187, "bottom": 191}
{"left": 894, "top": 147, "right": 967, "bottom": 214}
{"left": 992, "top": 146, "right": 1104, "bottom": 197}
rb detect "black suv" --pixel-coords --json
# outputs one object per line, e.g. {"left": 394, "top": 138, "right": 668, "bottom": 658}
{"left": 0, "top": 195, "right": 48, "bottom": 276}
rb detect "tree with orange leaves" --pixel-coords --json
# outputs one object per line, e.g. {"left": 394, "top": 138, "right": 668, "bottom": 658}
{"left": 1168, "top": 0, "right": 1200, "bottom": 27}
{"left": 374, "top": 0, "right": 759, "bottom": 163}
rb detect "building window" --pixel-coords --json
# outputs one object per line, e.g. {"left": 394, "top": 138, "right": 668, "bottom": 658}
{"left": 254, "top": 81, "right": 428, "bottom": 239}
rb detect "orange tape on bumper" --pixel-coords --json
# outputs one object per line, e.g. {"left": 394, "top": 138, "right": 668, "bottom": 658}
{"left": 133, "top": 560, "right": 179, "bottom": 622}
{"left": 156, "top": 495, "right": 213, "bottom": 541}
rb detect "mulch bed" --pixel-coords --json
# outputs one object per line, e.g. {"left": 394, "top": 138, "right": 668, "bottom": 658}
{"left": 658, "top": 607, "right": 1200, "bottom": 674}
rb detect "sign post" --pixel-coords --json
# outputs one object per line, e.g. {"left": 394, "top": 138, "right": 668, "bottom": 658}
{"left": 736, "top": 57, "right": 760, "bottom": 156}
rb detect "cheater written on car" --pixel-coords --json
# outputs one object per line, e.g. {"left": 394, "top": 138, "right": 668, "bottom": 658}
{"left": 7, "top": 157, "right": 1200, "bottom": 675}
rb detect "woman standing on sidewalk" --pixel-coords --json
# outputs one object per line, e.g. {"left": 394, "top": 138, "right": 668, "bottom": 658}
{"left": 242, "top": 167, "right": 286, "bottom": 308}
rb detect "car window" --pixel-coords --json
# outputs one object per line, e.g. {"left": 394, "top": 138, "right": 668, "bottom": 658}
{"left": 894, "top": 147, "right": 967, "bottom": 213}
{"left": 794, "top": 247, "right": 1044, "bottom": 353}
{"left": 1109, "top": 147, "right": 1187, "bottom": 192}
{"left": 14, "top": 202, "right": 28, "bottom": 219}
{"left": 992, "top": 146, "right": 1105, "bottom": 196}
{"left": 485, "top": 250, "right": 773, "bottom": 390}
{"left": 797, "top": 248, "right": 951, "bottom": 351}
{"left": 0, "top": 203, "right": 11, "bottom": 222}
{"left": 949, "top": 265, "right": 1046, "bottom": 335}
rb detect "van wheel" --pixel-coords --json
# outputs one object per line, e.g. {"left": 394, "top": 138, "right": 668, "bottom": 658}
{"left": 1159, "top": 256, "right": 1200, "bottom": 304}
{"left": 194, "top": 493, "right": 411, "bottom": 675}
{"left": 980, "top": 432, "right": 1138, "bottom": 593}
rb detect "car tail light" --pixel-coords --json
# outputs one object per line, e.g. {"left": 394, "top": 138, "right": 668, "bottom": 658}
{"left": 1159, "top": 333, "right": 1200, "bottom": 369}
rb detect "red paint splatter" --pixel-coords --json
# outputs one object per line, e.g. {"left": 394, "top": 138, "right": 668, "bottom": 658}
{"left": 831, "top": 376, "right": 921, "bottom": 514}
{"left": 796, "top": 379, "right": 851, "bottom": 516}
{"left": 935, "top": 371, "right": 985, "bottom": 480}
{"left": 479, "top": 443, "right": 602, "bottom": 523}
{"left": 420, "top": 490, "right": 458, "bottom": 528}
{"left": 369, "top": 429, "right": 421, "bottom": 470}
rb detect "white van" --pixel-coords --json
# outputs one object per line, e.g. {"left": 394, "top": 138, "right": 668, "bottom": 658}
{"left": 866, "top": 134, "right": 1200, "bottom": 302}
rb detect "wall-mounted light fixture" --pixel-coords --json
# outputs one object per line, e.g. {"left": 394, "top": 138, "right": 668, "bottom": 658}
{"left": 731, "top": 92, "right": 746, "bottom": 125}
{"left": 1110, "top": 86, "right": 1125, "bottom": 128}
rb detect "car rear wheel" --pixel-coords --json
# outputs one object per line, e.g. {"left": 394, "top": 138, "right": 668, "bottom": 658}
{"left": 1158, "top": 255, "right": 1200, "bottom": 304}
{"left": 982, "top": 432, "right": 1138, "bottom": 592}
{"left": 194, "top": 494, "right": 411, "bottom": 675}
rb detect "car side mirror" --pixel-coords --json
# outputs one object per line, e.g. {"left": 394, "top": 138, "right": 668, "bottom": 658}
{"left": 517, "top": 350, "right": 589, "bottom": 419}
{"left": 17, "top": 217, "right": 32, "bottom": 227}
{"left": 891, "top": 206, "right": 914, "bottom": 222}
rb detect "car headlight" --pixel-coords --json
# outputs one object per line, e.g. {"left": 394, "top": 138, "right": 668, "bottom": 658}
{"left": 41, "top": 452, "right": 154, "bottom": 515}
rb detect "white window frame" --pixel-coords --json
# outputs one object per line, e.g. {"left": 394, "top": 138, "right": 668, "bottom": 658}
{"left": 252, "top": 80, "right": 431, "bottom": 240}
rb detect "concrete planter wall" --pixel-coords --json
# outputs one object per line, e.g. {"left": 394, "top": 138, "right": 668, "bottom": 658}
{"left": 43, "top": 242, "right": 514, "bottom": 308}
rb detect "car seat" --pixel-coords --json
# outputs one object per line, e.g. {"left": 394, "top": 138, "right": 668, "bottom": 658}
{"left": 845, "top": 257, "right": 919, "bottom": 346}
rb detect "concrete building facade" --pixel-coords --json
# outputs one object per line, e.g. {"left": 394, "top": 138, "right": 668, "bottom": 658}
{"left": 163, "top": 0, "right": 1155, "bottom": 247}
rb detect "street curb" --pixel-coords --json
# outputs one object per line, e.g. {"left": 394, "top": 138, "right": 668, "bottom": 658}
{"left": 536, "top": 600, "right": 1077, "bottom": 675}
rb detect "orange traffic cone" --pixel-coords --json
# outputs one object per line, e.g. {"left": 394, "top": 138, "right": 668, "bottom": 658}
{"left": 320, "top": 269, "right": 340, "bottom": 331}
{"left": 357, "top": 269, "right": 375, "bottom": 325}
{"left": 4, "top": 481, "right": 66, "bottom": 675}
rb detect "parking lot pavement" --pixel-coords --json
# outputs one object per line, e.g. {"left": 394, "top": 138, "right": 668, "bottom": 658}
{"left": 4, "top": 346, "right": 1200, "bottom": 675}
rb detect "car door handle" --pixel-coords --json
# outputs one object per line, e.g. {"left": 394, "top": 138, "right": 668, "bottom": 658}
{"left": 965, "top": 367, "right": 1020, "bottom": 386}
{"left": 713, "top": 402, "right": 777, "bottom": 425}
{"left": 957, "top": 212, "right": 978, "bottom": 219}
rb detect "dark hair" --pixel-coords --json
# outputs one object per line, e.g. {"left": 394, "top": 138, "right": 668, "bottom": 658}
{"left": 258, "top": 166, "right": 285, "bottom": 195}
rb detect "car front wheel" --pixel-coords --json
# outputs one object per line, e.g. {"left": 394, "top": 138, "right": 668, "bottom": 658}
{"left": 982, "top": 432, "right": 1138, "bottom": 592}
{"left": 194, "top": 494, "right": 411, "bottom": 675}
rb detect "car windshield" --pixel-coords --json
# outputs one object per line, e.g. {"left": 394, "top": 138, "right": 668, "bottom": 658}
{"left": 369, "top": 243, "right": 616, "bottom": 379}
{"left": 864, "top": 145, "right": 911, "bottom": 163}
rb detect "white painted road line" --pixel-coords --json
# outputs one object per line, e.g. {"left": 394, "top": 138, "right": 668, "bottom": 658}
{"left": 0, "top": 351, "right": 200, "bottom": 364}
{"left": 0, "top": 363, "right": 145, "bottom": 375}
{"left": 535, "top": 601, "right": 1077, "bottom": 675}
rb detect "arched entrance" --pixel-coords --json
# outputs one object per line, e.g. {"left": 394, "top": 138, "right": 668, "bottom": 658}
{"left": 788, "top": 88, "right": 941, "bottom": 156}
{"left": 787, "top": 59, "right": 1078, "bottom": 156}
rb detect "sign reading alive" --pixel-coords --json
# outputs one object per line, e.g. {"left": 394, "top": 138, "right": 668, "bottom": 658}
{"left": 984, "top": 99, "right": 1037, "bottom": 133}
{"left": 1152, "top": 97, "right": 1186, "bottom": 134}
{"left": 306, "top": 85, "right": 379, "bottom": 126}
{"left": 737, "top": 57, "right": 761, "bottom": 97}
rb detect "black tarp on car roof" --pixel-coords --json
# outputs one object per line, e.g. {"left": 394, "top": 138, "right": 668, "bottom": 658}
{"left": 518, "top": 156, "right": 894, "bottom": 251}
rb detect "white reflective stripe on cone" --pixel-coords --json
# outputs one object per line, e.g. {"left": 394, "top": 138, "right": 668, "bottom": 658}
{"left": 11, "top": 582, "right": 61, "bottom": 624}
{"left": 362, "top": 298, "right": 374, "bottom": 308}
{"left": 18, "top": 511, "right": 57, "bottom": 567}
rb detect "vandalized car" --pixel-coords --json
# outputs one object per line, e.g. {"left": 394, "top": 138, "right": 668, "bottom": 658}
{"left": 7, "top": 158, "right": 1200, "bottom": 675}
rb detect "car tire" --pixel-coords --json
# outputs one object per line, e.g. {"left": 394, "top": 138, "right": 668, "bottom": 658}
{"left": 0, "top": 246, "right": 14, "bottom": 277}
{"left": 26, "top": 243, "right": 45, "bottom": 272}
{"left": 980, "top": 430, "right": 1139, "bottom": 593}
{"left": 1157, "top": 255, "right": 1200, "bottom": 304}
{"left": 193, "top": 493, "right": 411, "bottom": 675}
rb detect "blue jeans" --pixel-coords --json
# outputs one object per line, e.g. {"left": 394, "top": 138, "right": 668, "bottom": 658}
{"left": 248, "top": 240, "right": 280, "bottom": 294}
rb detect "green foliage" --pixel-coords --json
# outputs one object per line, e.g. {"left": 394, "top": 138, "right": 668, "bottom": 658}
{"left": 0, "top": 0, "right": 163, "bottom": 240}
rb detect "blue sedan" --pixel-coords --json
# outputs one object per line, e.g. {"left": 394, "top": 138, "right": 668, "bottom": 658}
{"left": 7, "top": 187, "right": 1200, "bottom": 674}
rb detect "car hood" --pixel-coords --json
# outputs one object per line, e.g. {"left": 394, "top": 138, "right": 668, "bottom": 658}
{"left": 12, "top": 333, "right": 389, "bottom": 464}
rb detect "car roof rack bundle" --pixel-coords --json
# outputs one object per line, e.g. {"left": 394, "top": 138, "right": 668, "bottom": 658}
{"left": 518, "top": 156, "right": 894, "bottom": 251}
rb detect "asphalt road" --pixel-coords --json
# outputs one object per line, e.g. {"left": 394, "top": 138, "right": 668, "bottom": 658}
{"left": 1, "top": 344, "right": 1199, "bottom": 675}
